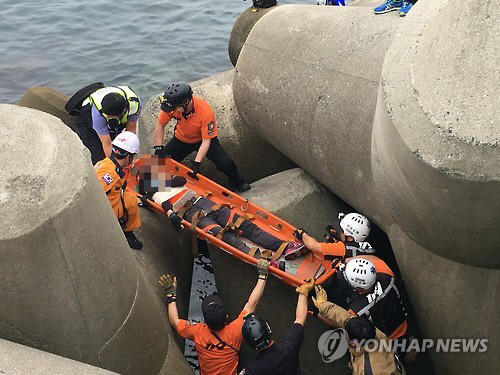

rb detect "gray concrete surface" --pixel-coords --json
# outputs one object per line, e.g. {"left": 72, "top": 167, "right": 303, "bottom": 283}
{"left": 231, "top": 1, "right": 500, "bottom": 374}
{"left": 17, "top": 86, "right": 77, "bottom": 133}
{"left": 388, "top": 225, "right": 500, "bottom": 375}
{"left": 0, "top": 339, "right": 119, "bottom": 375}
{"left": 228, "top": 6, "right": 276, "bottom": 67}
{"left": 372, "top": 0, "right": 500, "bottom": 268}
{"left": 138, "top": 69, "right": 296, "bottom": 187}
{"left": 0, "top": 104, "right": 191, "bottom": 375}
{"left": 233, "top": 4, "right": 400, "bottom": 227}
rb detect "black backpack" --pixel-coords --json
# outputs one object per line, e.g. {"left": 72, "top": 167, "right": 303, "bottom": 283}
{"left": 65, "top": 82, "right": 105, "bottom": 116}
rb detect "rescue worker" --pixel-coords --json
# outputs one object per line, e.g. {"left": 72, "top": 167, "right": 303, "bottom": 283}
{"left": 293, "top": 212, "right": 375, "bottom": 264}
{"left": 76, "top": 84, "right": 141, "bottom": 164}
{"left": 144, "top": 177, "right": 307, "bottom": 264}
{"left": 159, "top": 259, "right": 271, "bottom": 375}
{"left": 95, "top": 131, "right": 143, "bottom": 250}
{"left": 317, "top": 256, "right": 408, "bottom": 341}
{"left": 153, "top": 82, "right": 250, "bottom": 192}
{"left": 239, "top": 279, "right": 314, "bottom": 375}
{"left": 312, "top": 284, "right": 401, "bottom": 375}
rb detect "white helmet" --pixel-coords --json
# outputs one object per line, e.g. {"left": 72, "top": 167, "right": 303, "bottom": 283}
{"left": 111, "top": 131, "right": 140, "bottom": 155}
{"left": 343, "top": 258, "right": 377, "bottom": 291}
{"left": 340, "top": 213, "right": 370, "bottom": 242}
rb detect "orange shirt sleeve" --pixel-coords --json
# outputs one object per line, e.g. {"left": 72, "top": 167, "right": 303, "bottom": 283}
{"left": 177, "top": 319, "right": 200, "bottom": 340}
{"left": 200, "top": 108, "right": 218, "bottom": 140}
{"left": 320, "top": 242, "right": 346, "bottom": 258}
{"left": 158, "top": 110, "right": 173, "bottom": 126}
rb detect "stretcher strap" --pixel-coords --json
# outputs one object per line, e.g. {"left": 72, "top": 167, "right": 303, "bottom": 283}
{"left": 177, "top": 193, "right": 202, "bottom": 219}
{"left": 271, "top": 241, "right": 290, "bottom": 262}
{"left": 202, "top": 223, "right": 220, "bottom": 234}
{"left": 248, "top": 247, "right": 273, "bottom": 260}
{"left": 248, "top": 247, "right": 259, "bottom": 257}
{"left": 189, "top": 210, "right": 206, "bottom": 258}
{"left": 216, "top": 220, "right": 236, "bottom": 240}
{"left": 260, "top": 249, "right": 273, "bottom": 260}
{"left": 233, "top": 213, "right": 255, "bottom": 230}
{"left": 205, "top": 203, "right": 234, "bottom": 217}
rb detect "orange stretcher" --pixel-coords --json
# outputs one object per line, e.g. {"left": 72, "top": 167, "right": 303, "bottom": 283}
{"left": 127, "top": 156, "right": 335, "bottom": 287}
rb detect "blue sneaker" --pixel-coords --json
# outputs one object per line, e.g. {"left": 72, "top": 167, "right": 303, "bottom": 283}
{"left": 399, "top": 1, "right": 413, "bottom": 16}
{"left": 374, "top": 0, "right": 403, "bottom": 14}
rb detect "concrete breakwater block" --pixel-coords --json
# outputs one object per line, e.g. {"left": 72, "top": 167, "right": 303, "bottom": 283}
{"left": 0, "top": 104, "right": 191, "bottom": 375}
{"left": 0, "top": 338, "right": 119, "bottom": 375}
{"left": 17, "top": 86, "right": 77, "bottom": 134}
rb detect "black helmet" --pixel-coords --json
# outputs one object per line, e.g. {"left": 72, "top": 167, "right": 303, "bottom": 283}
{"left": 102, "top": 92, "right": 127, "bottom": 116}
{"left": 160, "top": 82, "right": 193, "bottom": 112}
{"left": 242, "top": 313, "right": 272, "bottom": 351}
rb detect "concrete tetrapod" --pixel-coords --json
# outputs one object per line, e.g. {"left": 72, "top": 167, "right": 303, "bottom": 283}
{"left": 372, "top": 0, "right": 500, "bottom": 268}
{"left": 231, "top": 2, "right": 500, "bottom": 374}
{"left": 0, "top": 339, "right": 119, "bottom": 375}
{"left": 233, "top": 4, "right": 400, "bottom": 226}
{"left": 0, "top": 104, "right": 190, "bottom": 375}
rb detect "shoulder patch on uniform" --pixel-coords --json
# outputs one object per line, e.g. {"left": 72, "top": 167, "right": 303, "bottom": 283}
{"left": 102, "top": 173, "right": 114, "bottom": 185}
{"left": 207, "top": 121, "right": 215, "bottom": 135}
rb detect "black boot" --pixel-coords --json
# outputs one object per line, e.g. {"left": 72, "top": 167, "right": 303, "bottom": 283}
{"left": 124, "top": 231, "right": 143, "bottom": 250}
{"left": 234, "top": 180, "right": 251, "bottom": 192}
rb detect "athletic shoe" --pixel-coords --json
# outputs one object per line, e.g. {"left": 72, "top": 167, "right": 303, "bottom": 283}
{"left": 399, "top": 1, "right": 413, "bottom": 16}
{"left": 374, "top": 0, "right": 403, "bottom": 14}
{"left": 125, "top": 231, "right": 143, "bottom": 250}
{"left": 284, "top": 241, "right": 309, "bottom": 261}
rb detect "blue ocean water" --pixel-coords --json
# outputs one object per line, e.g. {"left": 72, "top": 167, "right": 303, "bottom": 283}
{"left": 0, "top": 0, "right": 318, "bottom": 104}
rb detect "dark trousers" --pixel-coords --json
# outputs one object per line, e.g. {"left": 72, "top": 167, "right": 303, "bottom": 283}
{"left": 183, "top": 198, "right": 283, "bottom": 254}
{"left": 76, "top": 105, "right": 106, "bottom": 165}
{"left": 161, "top": 136, "right": 243, "bottom": 188}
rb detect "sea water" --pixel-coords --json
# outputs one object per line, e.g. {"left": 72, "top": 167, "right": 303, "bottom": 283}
{"left": 0, "top": 0, "right": 341, "bottom": 104}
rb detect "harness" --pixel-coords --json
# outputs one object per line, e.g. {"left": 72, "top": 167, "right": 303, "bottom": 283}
{"left": 209, "top": 330, "right": 240, "bottom": 354}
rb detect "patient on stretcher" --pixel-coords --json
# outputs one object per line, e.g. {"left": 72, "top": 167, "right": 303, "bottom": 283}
{"left": 138, "top": 167, "right": 308, "bottom": 269}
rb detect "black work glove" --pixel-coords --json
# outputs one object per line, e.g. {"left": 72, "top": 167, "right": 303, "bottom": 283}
{"left": 187, "top": 160, "right": 201, "bottom": 179}
{"left": 325, "top": 224, "right": 342, "bottom": 243}
{"left": 169, "top": 213, "right": 183, "bottom": 232}
{"left": 138, "top": 194, "right": 151, "bottom": 208}
{"left": 154, "top": 145, "right": 165, "bottom": 156}
{"left": 293, "top": 228, "right": 307, "bottom": 241}
{"left": 159, "top": 274, "right": 177, "bottom": 304}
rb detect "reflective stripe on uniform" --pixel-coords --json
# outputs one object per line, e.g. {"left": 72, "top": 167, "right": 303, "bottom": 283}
{"left": 357, "top": 278, "right": 399, "bottom": 317}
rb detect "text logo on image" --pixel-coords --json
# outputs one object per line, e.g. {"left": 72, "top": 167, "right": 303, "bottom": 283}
{"left": 318, "top": 329, "right": 349, "bottom": 363}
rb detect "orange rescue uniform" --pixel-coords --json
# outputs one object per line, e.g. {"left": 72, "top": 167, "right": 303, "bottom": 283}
{"left": 157, "top": 96, "right": 218, "bottom": 143}
{"left": 176, "top": 309, "right": 248, "bottom": 375}
{"left": 95, "top": 157, "right": 141, "bottom": 232}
